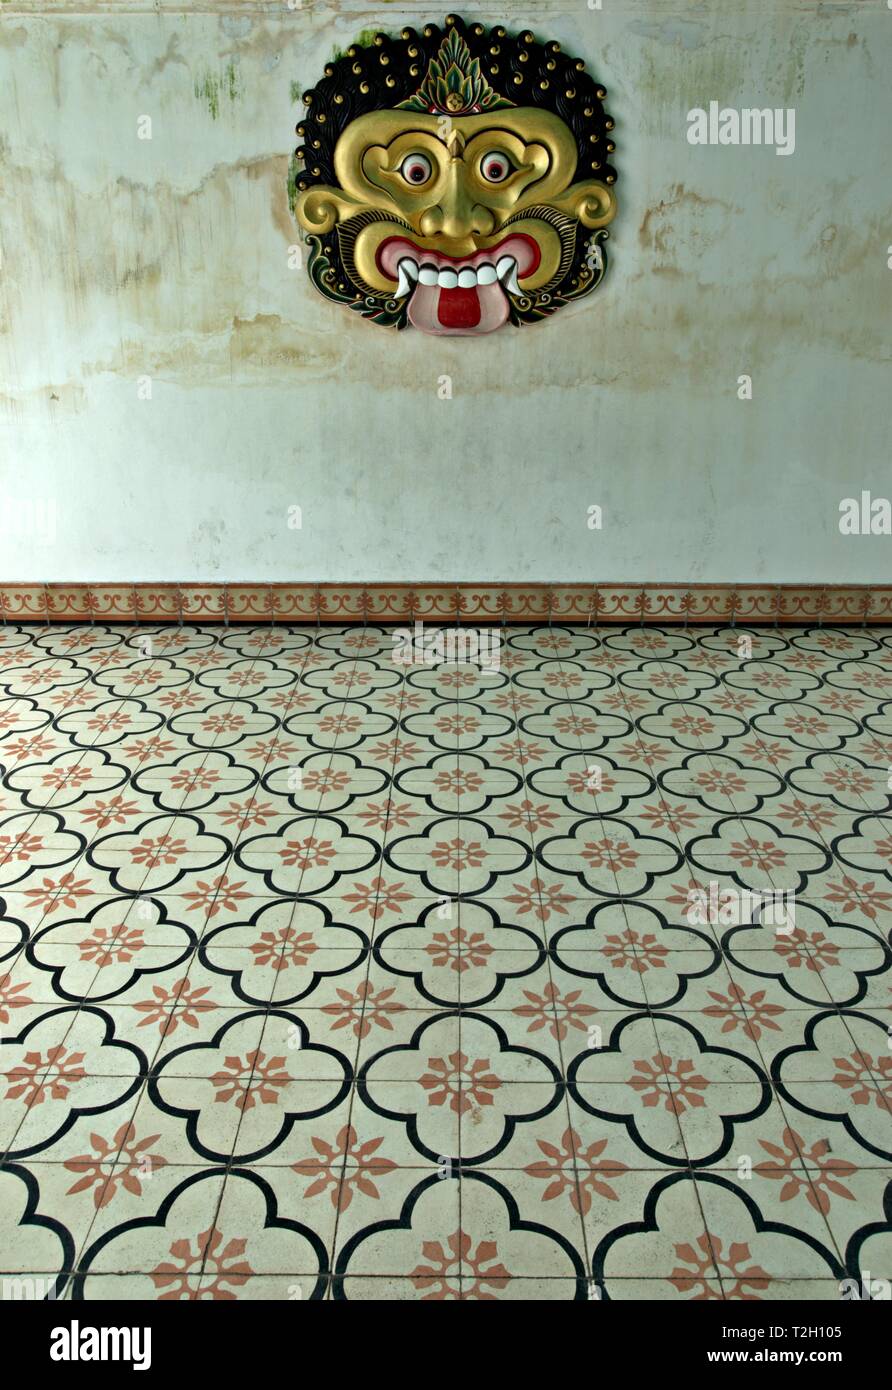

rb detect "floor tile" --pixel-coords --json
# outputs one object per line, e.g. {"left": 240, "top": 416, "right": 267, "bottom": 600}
{"left": 0, "top": 622, "right": 889, "bottom": 1301}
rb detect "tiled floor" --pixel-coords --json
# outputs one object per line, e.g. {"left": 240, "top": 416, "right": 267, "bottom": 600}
{"left": 0, "top": 622, "right": 890, "bottom": 1301}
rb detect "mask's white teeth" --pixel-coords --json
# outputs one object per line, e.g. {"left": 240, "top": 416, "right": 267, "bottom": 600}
{"left": 395, "top": 258, "right": 418, "bottom": 298}
{"left": 476, "top": 263, "right": 498, "bottom": 286}
{"left": 418, "top": 264, "right": 439, "bottom": 286}
{"left": 497, "top": 256, "right": 521, "bottom": 296}
{"left": 437, "top": 268, "right": 459, "bottom": 289}
{"left": 457, "top": 267, "right": 478, "bottom": 288}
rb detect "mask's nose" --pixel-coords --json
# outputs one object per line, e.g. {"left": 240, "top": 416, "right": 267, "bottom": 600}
{"left": 418, "top": 150, "right": 496, "bottom": 242}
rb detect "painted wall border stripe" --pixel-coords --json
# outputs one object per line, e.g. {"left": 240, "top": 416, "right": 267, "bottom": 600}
{"left": 0, "top": 583, "right": 889, "bottom": 624}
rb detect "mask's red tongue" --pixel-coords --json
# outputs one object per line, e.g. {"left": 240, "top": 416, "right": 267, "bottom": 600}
{"left": 407, "top": 279, "right": 510, "bottom": 335}
{"left": 437, "top": 286, "right": 481, "bottom": 329}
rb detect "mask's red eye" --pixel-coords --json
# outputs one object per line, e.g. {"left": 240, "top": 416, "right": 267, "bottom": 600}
{"left": 480, "top": 152, "right": 512, "bottom": 183}
{"left": 400, "top": 153, "right": 433, "bottom": 186}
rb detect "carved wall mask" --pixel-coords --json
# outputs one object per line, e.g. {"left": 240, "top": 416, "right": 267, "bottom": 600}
{"left": 292, "top": 14, "right": 618, "bottom": 335}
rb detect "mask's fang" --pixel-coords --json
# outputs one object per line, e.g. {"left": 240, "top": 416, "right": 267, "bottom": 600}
{"left": 395, "top": 258, "right": 419, "bottom": 298}
{"left": 496, "top": 256, "right": 521, "bottom": 296}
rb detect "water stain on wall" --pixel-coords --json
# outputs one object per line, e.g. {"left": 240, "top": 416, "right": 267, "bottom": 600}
{"left": 638, "top": 184, "right": 739, "bottom": 269}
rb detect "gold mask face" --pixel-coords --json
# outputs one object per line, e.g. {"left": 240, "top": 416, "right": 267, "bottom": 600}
{"left": 292, "top": 16, "right": 618, "bottom": 335}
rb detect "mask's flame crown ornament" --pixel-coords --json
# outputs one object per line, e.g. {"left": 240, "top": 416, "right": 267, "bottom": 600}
{"left": 291, "top": 14, "right": 618, "bottom": 335}
{"left": 395, "top": 26, "right": 515, "bottom": 114}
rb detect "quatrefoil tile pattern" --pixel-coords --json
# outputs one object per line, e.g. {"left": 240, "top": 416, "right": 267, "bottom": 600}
{"left": 0, "top": 622, "right": 890, "bottom": 1301}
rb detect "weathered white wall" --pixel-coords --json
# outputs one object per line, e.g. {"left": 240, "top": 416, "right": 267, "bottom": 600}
{"left": 0, "top": 1, "right": 890, "bottom": 583}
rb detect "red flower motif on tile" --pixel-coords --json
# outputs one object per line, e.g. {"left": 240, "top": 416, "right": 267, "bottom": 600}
{"left": 301, "top": 768, "right": 351, "bottom": 794}
{"left": 435, "top": 713, "right": 481, "bottom": 738}
{"left": 430, "top": 838, "right": 487, "bottom": 871}
{"left": 605, "top": 689, "right": 640, "bottom": 710}
{"left": 497, "top": 800, "right": 561, "bottom": 833}
{"left": 250, "top": 929, "right": 317, "bottom": 971}
{"left": 433, "top": 769, "right": 483, "bottom": 798}
{"left": 859, "top": 737, "right": 892, "bottom": 765}
{"left": 639, "top": 800, "right": 699, "bottom": 832}
{"left": 728, "top": 836, "right": 787, "bottom": 871}
{"left": 6, "top": 1046, "right": 86, "bottom": 1104}
{"left": 554, "top": 713, "right": 599, "bottom": 736}
{"left": 669, "top": 1233, "right": 769, "bottom": 1300}
{"left": 367, "top": 738, "right": 421, "bottom": 763}
{"left": 319, "top": 713, "right": 360, "bottom": 735}
{"left": 504, "top": 878, "right": 575, "bottom": 921}
{"left": 201, "top": 712, "right": 247, "bottom": 735}
{"left": 629, "top": 1054, "right": 709, "bottom": 1113}
{"left": 617, "top": 739, "right": 670, "bottom": 767}
{"left": 210, "top": 1049, "right": 289, "bottom": 1110}
{"left": 132, "top": 979, "right": 218, "bottom": 1032}
{"left": 740, "top": 739, "right": 787, "bottom": 765}
{"left": 321, "top": 981, "right": 405, "bottom": 1038}
{"left": 64, "top": 1123, "right": 168, "bottom": 1208}
{"left": 130, "top": 836, "right": 188, "bottom": 868}
{"left": 342, "top": 876, "right": 413, "bottom": 919}
{"left": 426, "top": 927, "right": 493, "bottom": 973}
{"left": 774, "top": 929, "right": 839, "bottom": 973}
{"left": 581, "top": 838, "right": 639, "bottom": 871}
{"left": 603, "top": 928, "right": 669, "bottom": 973}
{"left": 5, "top": 734, "right": 56, "bottom": 760}
{"left": 783, "top": 711, "right": 830, "bottom": 737}
{"left": 784, "top": 651, "right": 825, "bottom": 672}
{"left": 39, "top": 765, "right": 93, "bottom": 791}
{"left": 874, "top": 835, "right": 892, "bottom": 866}
{"left": 182, "top": 876, "right": 251, "bottom": 917}
{"left": 434, "top": 670, "right": 480, "bottom": 691}
{"left": 702, "top": 984, "right": 784, "bottom": 1041}
{"left": 122, "top": 736, "right": 176, "bottom": 762}
{"left": 712, "top": 690, "right": 758, "bottom": 712}
{"left": 775, "top": 799, "right": 838, "bottom": 832}
{"left": 754, "top": 1128, "right": 857, "bottom": 1215}
{"left": 566, "top": 768, "right": 612, "bottom": 797}
{"left": 85, "top": 710, "right": 132, "bottom": 735}
{"left": 0, "top": 976, "right": 33, "bottom": 1024}
{"left": 513, "top": 984, "right": 596, "bottom": 1041}
{"left": 292, "top": 1125, "right": 397, "bottom": 1211}
{"left": 671, "top": 714, "right": 715, "bottom": 739}
{"left": 79, "top": 797, "right": 141, "bottom": 828}
{"left": 493, "top": 740, "right": 547, "bottom": 766}
{"left": 355, "top": 801, "right": 418, "bottom": 832}
{"left": 0, "top": 830, "right": 45, "bottom": 862}
{"left": 822, "top": 766, "right": 873, "bottom": 795}
{"left": 15, "top": 666, "right": 67, "bottom": 689}
{"left": 822, "top": 876, "right": 892, "bottom": 920}
{"left": 410, "top": 1233, "right": 509, "bottom": 1300}
{"left": 158, "top": 687, "right": 206, "bottom": 711}
{"left": 217, "top": 801, "right": 278, "bottom": 829}
{"left": 525, "top": 1127, "right": 628, "bottom": 1214}
{"left": 419, "top": 1051, "right": 500, "bottom": 1114}
{"left": 79, "top": 924, "right": 144, "bottom": 964}
{"left": 832, "top": 1052, "right": 892, "bottom": 1109}
{"left": 279, "top": 837, "right": 335, "bottom": 869}
{"left": 151, "top": 1228, "right": 254, "bottom": 1301}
